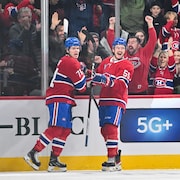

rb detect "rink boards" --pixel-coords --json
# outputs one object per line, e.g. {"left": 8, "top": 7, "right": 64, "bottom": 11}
{"left": 0, "top": 95, "right": 180, "bottom": 171}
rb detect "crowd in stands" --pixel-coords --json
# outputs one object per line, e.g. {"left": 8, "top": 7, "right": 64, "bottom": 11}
{"left": 0, "top": 0, "right": 179, "bottom": 96}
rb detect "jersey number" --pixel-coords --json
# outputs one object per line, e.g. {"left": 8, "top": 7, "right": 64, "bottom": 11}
{"left": 123, "top": 69, "right": 130, "bottom": 80}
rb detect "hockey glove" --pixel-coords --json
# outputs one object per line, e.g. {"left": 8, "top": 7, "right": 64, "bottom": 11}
{"left": 92, "top": 73, "right": 114, "bottom": 87}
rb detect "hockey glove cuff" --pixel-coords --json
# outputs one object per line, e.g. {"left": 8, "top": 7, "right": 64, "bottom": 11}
{"left": 92, "top": 73, "right": 114, "bottom": 87}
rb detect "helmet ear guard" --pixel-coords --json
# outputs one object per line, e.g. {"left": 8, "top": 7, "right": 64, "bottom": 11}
{"left": 112, "top": 38, "right": 126, "bottom": 47}
{"left": 65, "top": 37, "right": 81, "bottom": 48}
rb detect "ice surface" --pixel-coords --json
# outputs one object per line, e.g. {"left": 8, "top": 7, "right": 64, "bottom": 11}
{"left": 1, "top": 170, "right": 180, "bottom": 180}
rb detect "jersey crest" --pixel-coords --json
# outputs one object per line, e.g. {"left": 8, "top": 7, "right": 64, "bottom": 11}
{"left": 128, "top": 57, "right": 141, "bottom": 69}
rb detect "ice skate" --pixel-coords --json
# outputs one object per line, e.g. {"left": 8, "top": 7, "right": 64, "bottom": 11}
{"left": 115, "top": 149, "right": 122, "bottom": 171}
{"left": 102, "top": 149, "right": 122, "bottom": 172}
{"left": 102, "top": 161, "right": 117, "bottom": 171}
{"left": 24, "top": 149, "right": 41, "bottom": 170}
{"left": 47, "top": 151, "right": 67, "bottom": 172}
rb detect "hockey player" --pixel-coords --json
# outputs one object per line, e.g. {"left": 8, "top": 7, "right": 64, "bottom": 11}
{"left": 92, "top": 38, "right": 134, "bottom": 171}
{"left": 24, "top": 37, "right": 86, "bottom": 172}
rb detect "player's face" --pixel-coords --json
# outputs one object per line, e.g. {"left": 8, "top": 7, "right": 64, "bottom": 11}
{"left": 127, "top": 38, "right": 140, "bottom": 55}
{"left": 113, "top": 45, "right": 126, "bottom": 60}
{"left": 68, "top": 46, "right": 80, "bottom": 59}
{"left": 158, "top": 52, "right": 168, "bottom": 68}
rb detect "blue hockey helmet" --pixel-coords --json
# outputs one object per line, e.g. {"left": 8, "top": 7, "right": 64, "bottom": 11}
{"left": 65, "top": 37, "right": 81, "bottom": 48}
{"left": 112, "top": 37, "right": 126, "bottom": 47}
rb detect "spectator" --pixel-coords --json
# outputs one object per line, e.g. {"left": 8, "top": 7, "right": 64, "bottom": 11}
{"left": 63, "top": 0, "right": 102, "bottom": 37}
{"left": 49, "top": 0, "right": 64, "bottom": 29}
{"left": 135, "top": 29, "right": 147, "bottom": 47}
{"left": 7, "top": 7, "right": 41, "bottom": 95}
{"left": 100, "top": 0, "right": 115, "bottom": 32}
{"left": 173, "top": 49, "right": 180, "bottom": 93}
{"left": 144, "top": 1, "right": 166, "bottom": 38}
{"left": 24, "top": 37, "right": 86, "bottom": 172}
{"left": 78, "top": 30, "right": 110, "bottom": 95}
{"left": 125, "top": 15, "right": 157, "bottom": 95}
{"left": 144, "top": 0, "right": 172, "bottom": 16}
{"left": 3, "top": 0, "right": 40, "bottom": 28}
{"left": 92, "top": 37, "right": 134, "bottom": 171}
{"left": 79, "top": 31, "right": 110, "bottom": 70}
{"left": 49, "top": 11, "right": 66, "bottom": 80}
{"left": 101, "top": 16, "right": 129, "bottom": 51}
{"left": 148, "top": 44, "right": 176, "bottom": 94}
{"left": 171, "top": 0, "right": 180, "bottom": 28}
{"left": 158, "top": 11, "right": 180, "bottom": 52}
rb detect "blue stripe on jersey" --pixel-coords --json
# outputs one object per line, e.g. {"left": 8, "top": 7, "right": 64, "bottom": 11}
{"left": 149, "top": 79, "right": 153, "bottom": 87}
{"left": 162, "top": 27, "right": 170, "bottom": 37}
{"left": 55, "top": 73, "right": 73, "bottom": 84}
{"left": 100, "top": 98, "right": 126, "bottom": 106}
{"left": 150, "top": 63, "right": 156, "bottom": 72}
{"left": 166, "top": 80, "right": 174, "bottom": 88}
{"left": 172, "top": 4, "right": 179, "bottom": 13}
{"left": 74, "top": 76, "right": 86, "bottom": 90}
{"left": 117, "top": 76, "right": 129, "bottom": 86}
{"left": 168, "top": 64, "right": 176, "bottom": 72}
{"left": 162, "top": 43, "right": 168, "bottom": 51}
{"left": 46, "top": 95, "right": 75, "bottom": 101}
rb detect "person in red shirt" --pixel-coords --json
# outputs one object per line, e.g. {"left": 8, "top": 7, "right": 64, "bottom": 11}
{"left": 148, "top": 44, "right": 176, "bottom": 94}
{"left": 158, "top": 11, "right": 180, "bottom": 52}
{"left": 24, "top": 37, "right": 86, "bottom": 172}
{"left": 125, "top": 15, "right": 157, "bottom": 95}
{"left": 92, "top": 38, "right": 134, "bottom": 171}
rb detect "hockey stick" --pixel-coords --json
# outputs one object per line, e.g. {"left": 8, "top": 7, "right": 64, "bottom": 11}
{"left": 82, "top": 30, "right": 99, "bottom": 146}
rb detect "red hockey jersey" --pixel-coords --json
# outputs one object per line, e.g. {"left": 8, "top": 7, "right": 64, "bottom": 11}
{"left": 171, "top": 0, "right": 180, "bottom": 15}
{"left": 149, "top": 56, "right": 176, "bottom": 94}
{"left": 46, "top": 55, "right": 86, "bottom": 106}
{"left": 96, "top": 57, "right": 134, "bottom": 110}
{"left": 159, "top": 20, "right": 180, "bottom": 51}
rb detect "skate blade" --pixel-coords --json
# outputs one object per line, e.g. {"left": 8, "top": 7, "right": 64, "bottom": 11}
{"left": 115, "top": 163, "right": 122, "bottom": 171}
{"left": 102, "top": 165, "right": 121, "bottom": 172}
{"left": 24, "top": 155, "right": 39, "bottom": 171}
{"left": 47, "top": 165, "right": 67, "bottom": 172}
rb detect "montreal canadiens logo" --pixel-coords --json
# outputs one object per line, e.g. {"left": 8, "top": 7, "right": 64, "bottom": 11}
{"left": 154, "top": 78, "right": 166, "bottom": 87}
{"left": 171, "top": 41, "right": 179, "bottom": 50}
{"left": 129, "top": 57, "right": 141, "bottom": 69}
